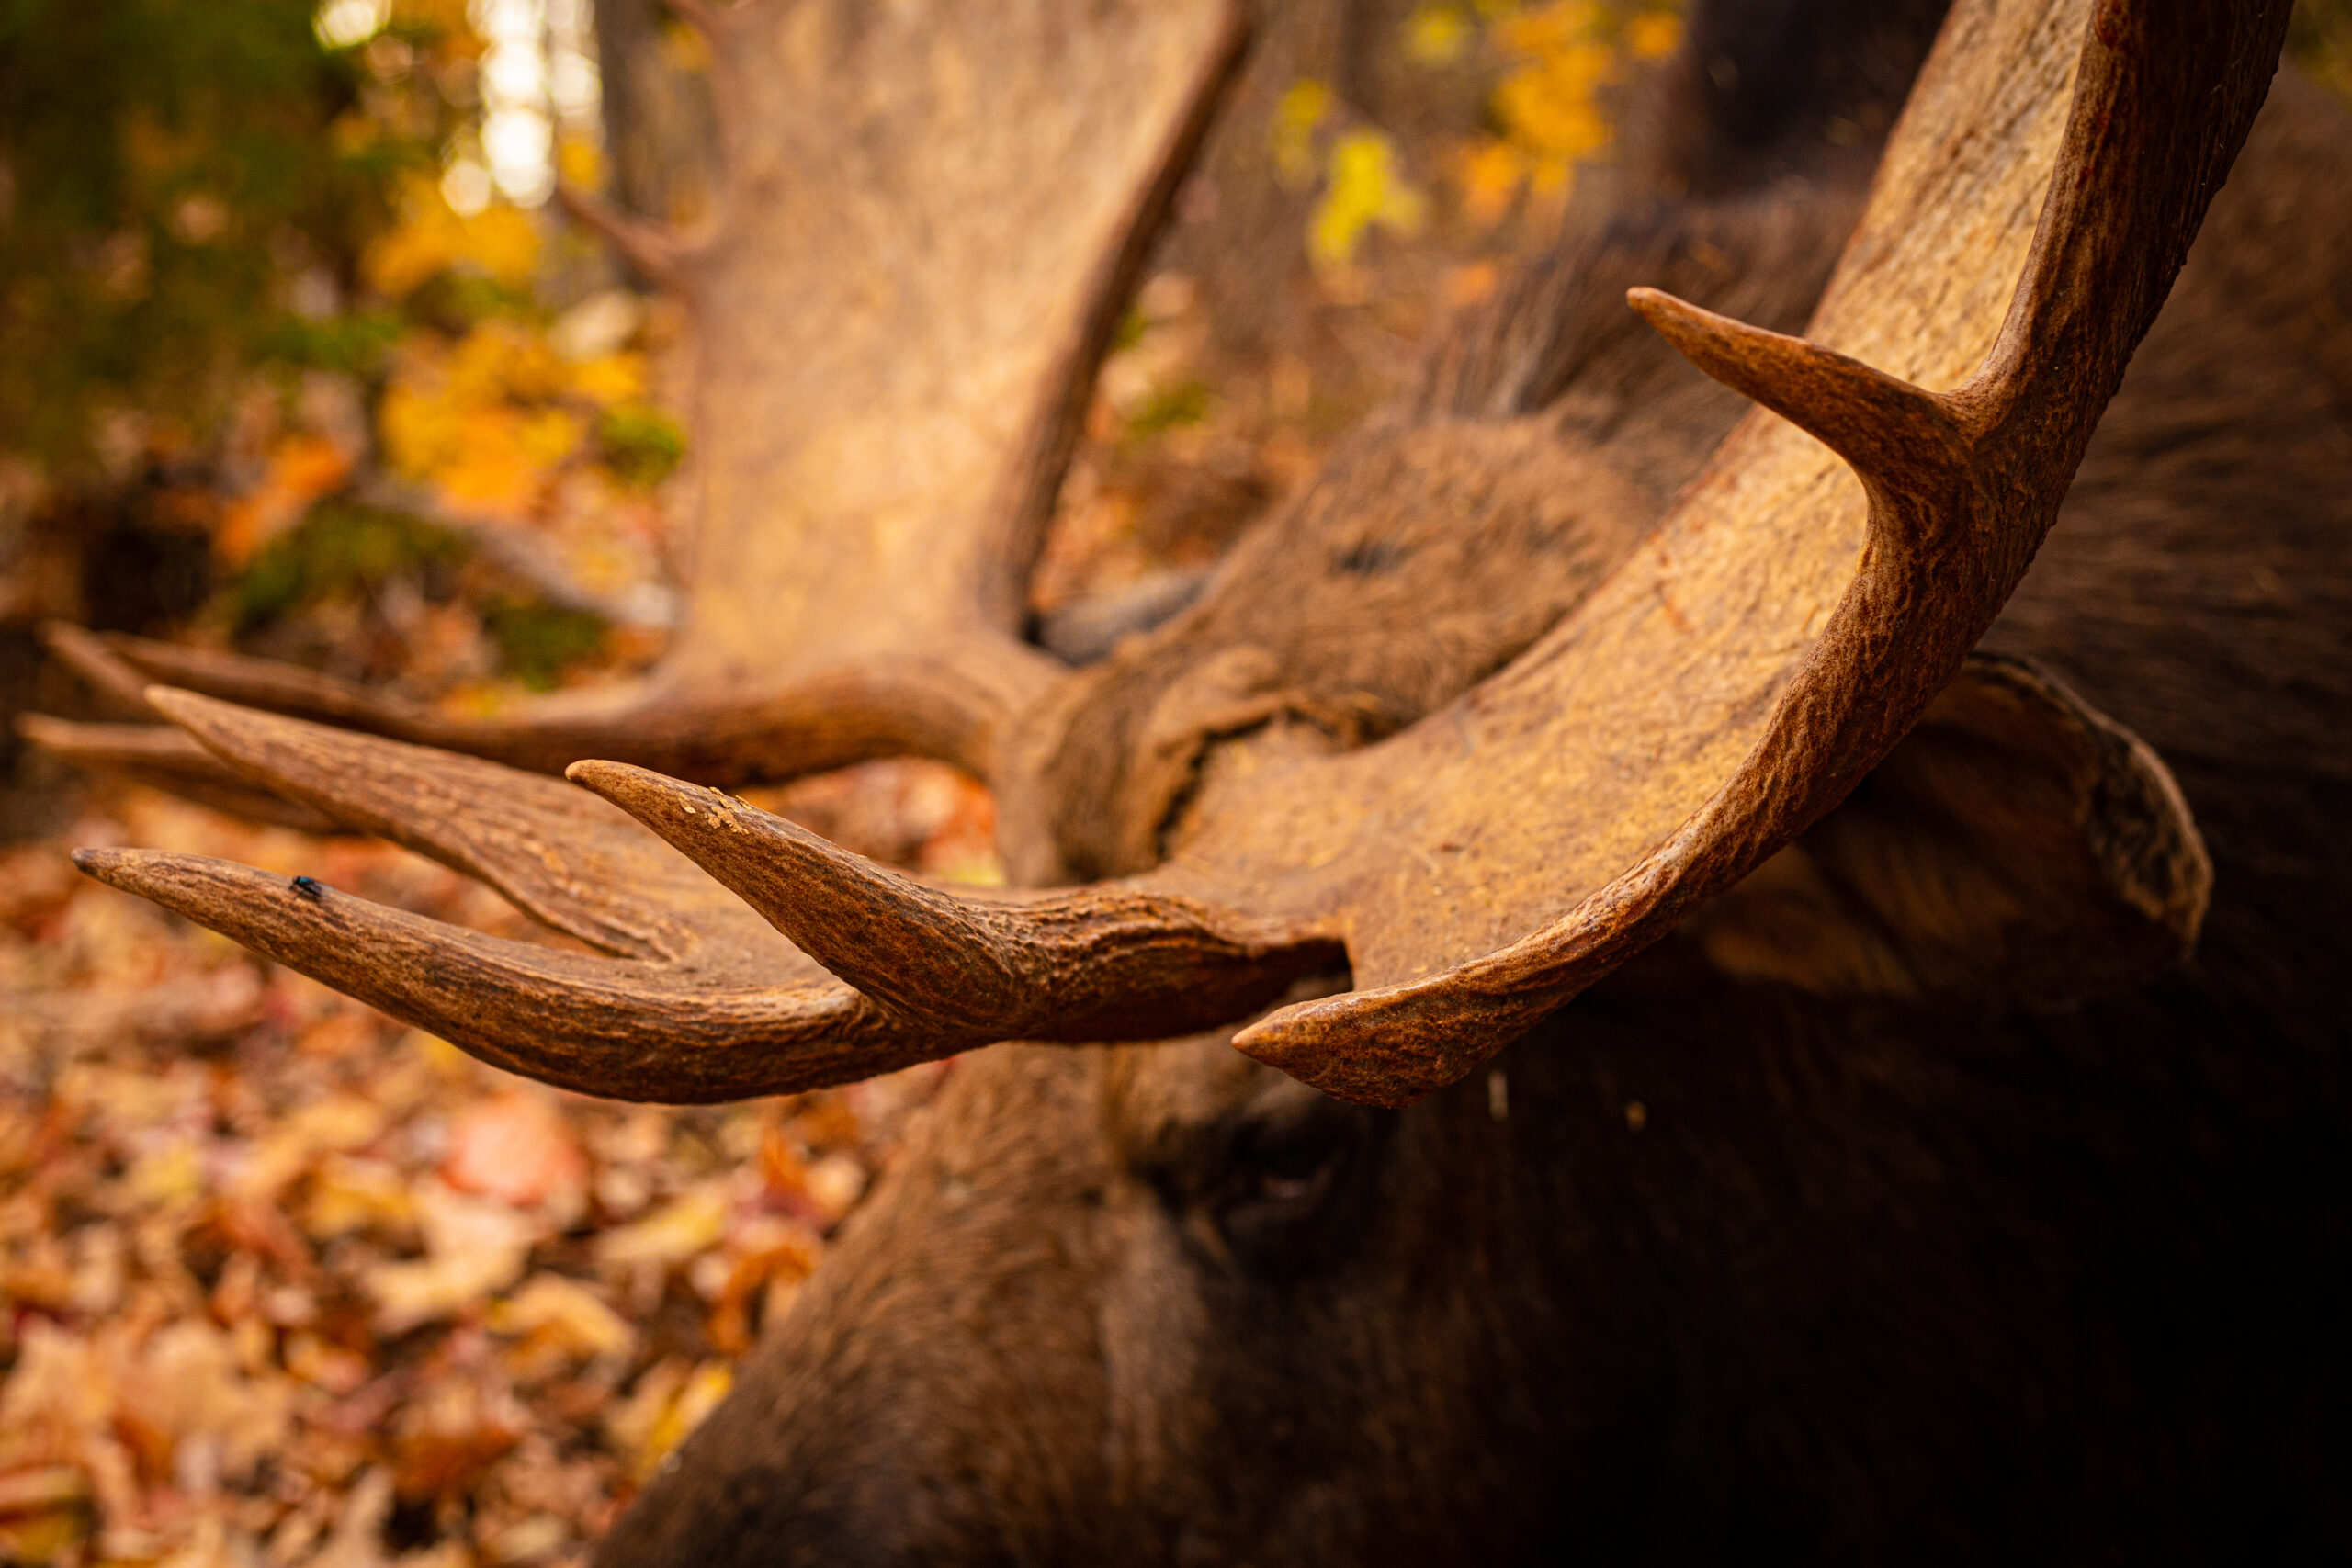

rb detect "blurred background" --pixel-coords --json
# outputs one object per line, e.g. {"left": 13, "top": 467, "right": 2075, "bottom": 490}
{"left": 3, "top": 3, "right": 2347, "bottom": 1563}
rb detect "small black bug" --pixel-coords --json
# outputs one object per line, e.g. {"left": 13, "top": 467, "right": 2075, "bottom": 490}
{"left": 291, "top": 875, "right": 326, "bottom": 903}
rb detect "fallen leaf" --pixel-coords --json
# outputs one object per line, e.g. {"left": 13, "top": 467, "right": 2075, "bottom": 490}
{"left": 441, "top": 1092, "right": 585, "bottom": 1213}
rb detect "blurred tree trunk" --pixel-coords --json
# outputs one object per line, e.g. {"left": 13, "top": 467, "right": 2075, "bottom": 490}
{"left": 591, "top": 0, "right": 718, "bottom": 248}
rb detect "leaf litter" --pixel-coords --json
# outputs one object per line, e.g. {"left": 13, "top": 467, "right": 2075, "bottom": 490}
{"left": 1, "top": 782, "right": 961, "bottom": 1567}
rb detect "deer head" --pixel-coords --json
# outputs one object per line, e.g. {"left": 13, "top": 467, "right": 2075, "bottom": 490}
{"left": 51, "top": 0, "right": 2340, "bottom": 1559}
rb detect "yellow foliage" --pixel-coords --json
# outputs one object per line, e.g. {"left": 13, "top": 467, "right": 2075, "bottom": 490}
{"left": 1454, "top": 2, "right": 1682, "bottom": 225}
{"left": 1310, "top": 130, "right": 1428, "bottom": 271}
{"left": 1493, "top": 17, "right": 1614, "bottom": 167}
{"left": 569, "top": 353, "right": 649, "bottom": 409}
{"left": 1272, "top": 79, "right": 1334, "bottom": 188}
{"left": 1626, "top": 10, "right": 1682, "bottom": 60}
{"left": 363, "top": 176, "right": 541, "bottom": 299}
{"left": 216, "top": 434, "right": 354, "bottom": 566}
{"left": 1406, "top": 3, "right": 1474, "bottom": 64}
{"left": 379, "top": 321, "right": 587, "bottom": 515}
{"left": 557, "top": 135, "right": 605, "bottom": 192}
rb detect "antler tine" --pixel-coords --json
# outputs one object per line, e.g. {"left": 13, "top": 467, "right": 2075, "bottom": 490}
{"left": 69, "top": 689, "right": 1004, "bottom": 1100}
{"left": 40, "top": 621, "right": 156, "bottom": 716}
{"left": 568, "top": 760, "right": 1341, "bottom": 1042}
{"left": 1623, "top": 290, "right": 1973, "bottom": 528}
{"left": 83, "top": 630, "right": 1059, "bottom": 785}
{"left": 14, "top": 714, "right": 343, "bottom": 834}
{"left": 71, "top": 849, "right": 931, "bottom": 1103}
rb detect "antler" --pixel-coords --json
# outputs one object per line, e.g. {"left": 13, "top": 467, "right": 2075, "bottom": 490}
{"left": 560, "top": 0, "right": 2288, "bottom": 1106}
{"left": 36, "top": 0, "right": 1249, "bottom": 792}
{"left": 67, "top": 0, "right": 2288, "bottom": 1113}
{"left": 73, "top": 688, "right": 1327, "bottom": 1100}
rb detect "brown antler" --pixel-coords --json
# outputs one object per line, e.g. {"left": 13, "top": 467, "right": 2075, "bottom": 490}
{"left": 70, "top": 688, "right": 929, "bottom": 1100}
{"left": 68, "top": 0, "right": 2289, "bottom": 1112}
{"left": 34, "top": 0, "right": 1248, "bottom": 793}
{"left": 569, "top": 0, "right": 2290, "bottom": 1106}
{"left": 75, "top": 687, "right": 1325, "bottom": 1100}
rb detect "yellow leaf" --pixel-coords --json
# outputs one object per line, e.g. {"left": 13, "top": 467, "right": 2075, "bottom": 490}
{"left": 1405, "top": 3, "right": 1473, "bottom": 64}
{"left": 1626, "top": 11, "right": 1682, "bottom": 60}
{"left": 1272, "top": 79, "right": 1333, "bottom": 187}
{"left": 594, "top": 1184, "right": 731, "bottom": 1272}
{"left": 569, "top": 353, "right": 647, "bottom": 409}
{"left": 557, "top": 135, "right": 605, "bottom": 192}
{"left": 489, "top": 1273, "right": 637, "bottom": 1361}
{"left": 1310, "top": 130, "right": 1426, "bottom": 270}
{"left": 642, "top": 1363, "right": 733, "bottom": 1472}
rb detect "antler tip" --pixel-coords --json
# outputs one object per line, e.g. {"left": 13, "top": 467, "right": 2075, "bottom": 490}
{"left": 141, "top": 682, "right": 222, "bottom": 725}
{"left": 69, "top": 844, "right": 186, "bottom": 899}
{"left": 1629, "top": 284, "right": 1964, "bottom": 502}
{"left": 565, "top": 757, "right": 695, "bottom": 817}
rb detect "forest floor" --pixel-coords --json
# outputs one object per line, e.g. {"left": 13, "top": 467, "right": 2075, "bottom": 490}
{"left": 0, "top": 772, "right": 969, "bottom": 1568}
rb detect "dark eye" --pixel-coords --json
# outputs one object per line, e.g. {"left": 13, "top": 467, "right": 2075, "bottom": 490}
{"left": 1213, "top": 1097, "right": 1375, "bottom": 1275}
{"left": 1243, "top": 1125, "right": 1344, "bottom": 1207}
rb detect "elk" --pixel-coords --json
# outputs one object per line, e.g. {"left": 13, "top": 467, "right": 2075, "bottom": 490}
{"left": 32, "top": 0, "right": 2352, "bottom": 1557}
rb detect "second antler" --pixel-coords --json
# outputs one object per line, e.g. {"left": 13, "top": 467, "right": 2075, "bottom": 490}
{"left": 32, "top": 0, "right": 1248, "bottom": 794}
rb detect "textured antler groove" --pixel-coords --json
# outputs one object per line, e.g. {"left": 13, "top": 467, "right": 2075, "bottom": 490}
{"left": 570, "top": 760, "right": 1339, "bottom": 1041}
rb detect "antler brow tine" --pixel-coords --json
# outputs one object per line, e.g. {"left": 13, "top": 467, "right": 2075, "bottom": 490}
{"left": 569, "top": 761, "right": 1341, "bottom": 1043}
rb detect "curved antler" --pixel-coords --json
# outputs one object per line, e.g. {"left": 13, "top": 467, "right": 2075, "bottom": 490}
{"left": 76, "top": 687, "right": 1329, "bottom": 1100}
{"left": 554, "top": 0, "right": 2288, "bottom": 1107}
{"left": 82, "top": 689, "right": 956, "bottom": 1100}
{"left": 68, "top": 0, "right": 2286, "bottom": 1114}
{"left": 38, "top": 0, "right": 1250, "bottom": 794}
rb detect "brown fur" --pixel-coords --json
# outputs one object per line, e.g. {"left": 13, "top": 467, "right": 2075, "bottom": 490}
{"left": 598, "top": 44, "right": 2352, "bottom": 1568}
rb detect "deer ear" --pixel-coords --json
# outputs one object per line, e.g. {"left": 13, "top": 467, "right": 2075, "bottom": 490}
{"left": 1688, "top": 654, "right": 2212, "bottom": 1006}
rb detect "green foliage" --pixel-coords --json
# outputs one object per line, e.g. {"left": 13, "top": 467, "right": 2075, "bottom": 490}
{"left": 1125, "top": 379, "right": 1212, "bottom": 440}
{"left": 266, "top": 305, "right": 406, "bottom": 377}
{"left": 223, "top": 496, "right": 613, "bottom": 689}
{"left": 2292, "top": 0, "right": 2352, "bottom": 100}
{"left": 598, "top": 404, "right": 686, "bottom": 490}
{"left": 223, "top": 495, "right": 465, "bottom": 633}
{"left": 0, "top": 0, "right": 446, "bottom": 476}
{"left": 481, "top": 597, "right": 608, "bottom": 690}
